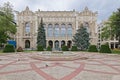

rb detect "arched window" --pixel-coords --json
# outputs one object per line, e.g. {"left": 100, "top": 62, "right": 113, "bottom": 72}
{"left": 25, "top": 22, "right": 30, "bottom": 33}
{"left": 67, "top": 24, "right": 72, "bottom": 37}
{"left": 84, "top": 22, "right": 89, "bottom": 33}
{"left": 61, "top": 24, "right": 66, "bottom": 37}
{"left": 48, "top": 24, "right": 53, "bottom": 37}
{"left": 54, "top": 24, "right": 59, "bottom": 37}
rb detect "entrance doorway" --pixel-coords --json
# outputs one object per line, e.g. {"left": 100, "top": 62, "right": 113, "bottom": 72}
{"left": 67, "top": 40, "right": 72, "bottom": 48}
{"left": 25, "top": 40, "right": 30, "bottom": 48}
{"left": 48, "top": 40, "right": 53, "bottom": 48}
{"left": 55, "top": 40, "right": 59, "bottom": 50}
{"left": 61, "top": 40, "right": 65, "bottom": 47}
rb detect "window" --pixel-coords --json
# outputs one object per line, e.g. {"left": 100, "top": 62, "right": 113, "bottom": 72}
{"left": 61, "top": 24, "right": 66, "bottom": 37}
{"left": 67, "top": 24, "right": 72, "bottom": 37}
{"left": 54, "top": 24, "right": 59, "bottom": 37}
{"left": 48, "top": 24, "right": 53, "bottom": 37}
{"left": 25, "top": 22, "right": 30, "bottom": 33}
{"left": 84, "top": 22, "right": 89, "bottom": 33}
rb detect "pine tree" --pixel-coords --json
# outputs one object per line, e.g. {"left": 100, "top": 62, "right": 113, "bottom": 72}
{"left": 37, "top": 18, "right": 46, "bottom": 48}
{"left": 73, "top": 25, "right": 90, "bottom": 50}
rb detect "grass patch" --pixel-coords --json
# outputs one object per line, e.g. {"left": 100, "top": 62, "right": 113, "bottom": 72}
{"left": 112, "top": 49, "right": 120, "bottom": 54}
{"left": 0, "top": 50, "right": 3, "bottom": 53}
{"left": 23, "top": 50, "right": 37, "bottom": 53}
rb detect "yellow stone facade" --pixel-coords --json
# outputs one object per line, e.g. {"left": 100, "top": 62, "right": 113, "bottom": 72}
{"left": 16, "top": 6, "right": 97, "bottom": 49}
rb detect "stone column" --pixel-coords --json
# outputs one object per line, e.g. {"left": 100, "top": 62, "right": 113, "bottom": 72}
{"left": 114, "top": 42, "right": 115, "bottom": 49}
{"left": 66, "top": 41, "right": 68, "bottom": 46}
{"left": 59, "top": 40, "right": 61, "bottom": 49}
{"left": 53, "top": 40, "right": 55, "bottom": 49}
{"left": 46, "top": 40, "right": 48, "bottom": 48}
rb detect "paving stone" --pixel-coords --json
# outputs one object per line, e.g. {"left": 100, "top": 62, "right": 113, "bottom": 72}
{"left": 0, "top": 52, "right": 120, "bottom": 80}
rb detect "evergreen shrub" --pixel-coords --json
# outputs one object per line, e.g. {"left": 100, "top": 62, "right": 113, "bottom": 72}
{"left": 37, "top": 45, "right": 44, "bottom": 51}
{"left": 71, "top": 46, "right": 78, "bottom": 51}
{"left": 46, "top": 46, "right": 52, "bottom": 51}
{"left": 62, "top": 46, "right": 68, "bottom": 51}
{"left": 3, "top": 44, "right": 15, "bottom": 53}
{"left": 88, "top": 45, "right": 98, "bottom": 52}
{"left": 100, "top": 44, "right": 111, "bottom": 53}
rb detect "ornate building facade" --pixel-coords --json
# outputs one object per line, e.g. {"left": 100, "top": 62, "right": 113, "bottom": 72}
{"left": 16, "top": 6, "right": 97, "bottom": 49}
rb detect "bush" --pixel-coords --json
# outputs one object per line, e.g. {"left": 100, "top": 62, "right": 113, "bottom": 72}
{"left": 17, "top": 46, "right": 23, "bottom": 52}
{"left": 100, "top": 44, "right": 111, "bottom": 53}
{"left": 88, "top": 45, "right": 98, "bottom": 52}
{"left": 46, "top": 46, "right": 52, "bottom": 51}
{"left": 37, "top": 45, "right": 44, "bottom": 51}
{"left": 3, "top": 44, "right": 15, "bottom": 53}
{"left": 71, "top": 46, "right": 78, "bottom": 51}
{"left": 62, "top": 46, "right": 68, "bottom": 51}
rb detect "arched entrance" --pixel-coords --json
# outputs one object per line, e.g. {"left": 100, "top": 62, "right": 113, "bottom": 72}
{"left": 48, "top": 40, "right": 53, "bottom": 48}
{"left": 55, "top": 40, "right": 59, "bottom": 50}
{"left": 25, "top": 40, "right": 30, "bottom": 48}
{"left": 61, "top": 40, "right": 65, "bottom": 47}
{"left": 67, "top": 40, "right": 72, "bottom": 48}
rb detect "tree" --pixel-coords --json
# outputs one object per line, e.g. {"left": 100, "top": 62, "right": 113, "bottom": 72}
{"left": 73, "top": 24, "right": 90, "bottom": 50}
{"left": 0, "top": 2, "right": 16, "bottom": 46}
{"left": 37, "top": 18, "right": 46, "bottom": 48}
{"left": 101, "top": 8, "right": 120, "bottom": 48}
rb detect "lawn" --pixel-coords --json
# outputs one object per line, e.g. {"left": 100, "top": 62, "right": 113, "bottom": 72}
{"left": 112, "top": 49, "right": 120, "bottom": 54}
{"left": 0, "top": 50, "right": 3, "bottom": 53}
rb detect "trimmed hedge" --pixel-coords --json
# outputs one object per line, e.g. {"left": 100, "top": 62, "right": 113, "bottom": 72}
{"left": 71, "top": 46, "right": 78, "bottom": 51}
{"left": 37, "top": 45, "right": 44, "bottom": 51}
{"left": 3, "top": 44, "right": 15, "bottom": 53}
{"left": 99, "top": 44, "right": 111, "bottom": 53}
{"left": 62, "top": 46, "right": 68, "bottom": 51}
{"left": 46, "top": 46, "right": 52, "bottom": 51}
{"left": 88, "top": 45, "right": 98, "bottom": 52}
{"left": 17, "top": 46, "right": 23, "bottom": 52}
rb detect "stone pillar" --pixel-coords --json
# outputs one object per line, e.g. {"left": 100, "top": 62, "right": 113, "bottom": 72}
{"left": 66, "top": 41, "right": 68, "bottom": 46}
{"left": 114, "top": 42, "right": 115, "bottom": 49}
{"left": 46, "top": 40, "right": 48, "bottom": 48}
{"left": 59, "top": 40, "right": 61, "bottom": 49}
{"left": 53, "top": 40, "right": 55, "bottom": 49}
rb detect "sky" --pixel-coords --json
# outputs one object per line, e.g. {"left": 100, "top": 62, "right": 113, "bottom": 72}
{"left": 1, "top": 0, "right": 120, "bottom": 23}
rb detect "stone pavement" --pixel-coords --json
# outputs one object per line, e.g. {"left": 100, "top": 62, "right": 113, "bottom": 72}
{"left": 0, "top": 52, "right": 120, "bottom": 80}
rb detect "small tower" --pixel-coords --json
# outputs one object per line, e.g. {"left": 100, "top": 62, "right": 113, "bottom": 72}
{"left": 84, "top": 6, "right": 89, "bottom": 11}
{"left": 25, "top": 6, "right": 29, "bottom": 11}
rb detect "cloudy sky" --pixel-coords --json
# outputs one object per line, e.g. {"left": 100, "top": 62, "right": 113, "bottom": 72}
{"left": 1, "top": 0, "right": 120, "bottom": 23}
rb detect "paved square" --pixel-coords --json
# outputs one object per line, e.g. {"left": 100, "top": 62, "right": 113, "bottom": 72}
{"left": 0, "top": 52, "right": 120, "bottom": 80}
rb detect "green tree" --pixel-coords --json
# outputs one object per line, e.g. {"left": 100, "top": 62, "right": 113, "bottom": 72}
{"left": 37, "top": 18, "right": 46, "bottom": 48}
{"left": 73, "top": 24, "right": 90, "bottom": 50}
{"left": 0, "top": 2, "right": 16, "bottom": 45}
{"left": 101, "top": 8, "right": 120, "bottom": 48}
